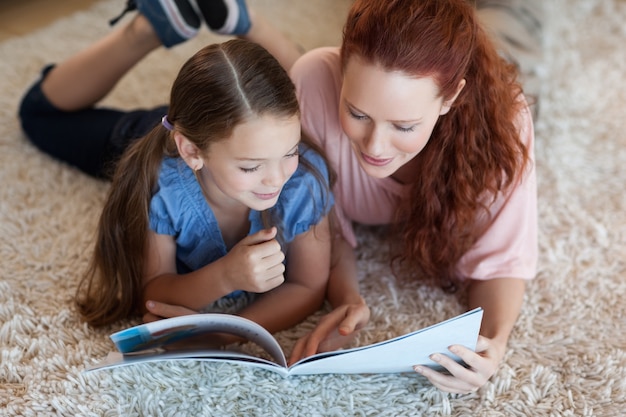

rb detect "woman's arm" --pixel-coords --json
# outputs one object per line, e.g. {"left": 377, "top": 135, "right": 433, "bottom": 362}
{"left": 468, "top": 277, "right": 526, "bottom": 348}
{"left": 413, "top": 277, "right": 526, "bottom": 393}
{"left": 234, "top": 216, "right": 332, "bottom": 334}
{"left": 289, "top": 234, "right": 370, "bottom": 363}
{"left": 326, "top": 234, "right": 362, "bottom": 308}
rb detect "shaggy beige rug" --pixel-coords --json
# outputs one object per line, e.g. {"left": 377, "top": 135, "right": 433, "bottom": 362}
{"left": 1, "top": 0, "right": 626, "bottom": 415}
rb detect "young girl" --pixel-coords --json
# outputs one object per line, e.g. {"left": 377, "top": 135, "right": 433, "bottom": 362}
{"left": 75, "top": 38, "right": 334, "bottom": 337}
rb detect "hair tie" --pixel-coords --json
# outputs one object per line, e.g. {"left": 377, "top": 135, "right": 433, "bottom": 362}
{"left": 161, "top": 115, "right": 174, "bottom": 131}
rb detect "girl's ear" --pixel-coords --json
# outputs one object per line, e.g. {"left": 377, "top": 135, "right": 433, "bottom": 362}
{"left": 174, "top": 132, "right": 204, "bottom": 171}
{"left": 440, "top": 78, "right": 467, "bottom": 115}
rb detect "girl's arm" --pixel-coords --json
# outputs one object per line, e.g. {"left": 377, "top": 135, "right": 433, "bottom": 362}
{"left": 144, "top": 227, "right": 366, "bottom": 348}
{"left": 413, "top": 277, "right": 526, "bottom": 393}
{"left": 234, "top": 216, "right": 332, "bottom": 334}
{"left": 141, "top": 228, "right": 286, "bottom": 312}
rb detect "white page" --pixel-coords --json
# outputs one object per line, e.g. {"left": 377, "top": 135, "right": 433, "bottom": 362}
{"left": 288, "top": 308, "right": 483, "bottom": 375}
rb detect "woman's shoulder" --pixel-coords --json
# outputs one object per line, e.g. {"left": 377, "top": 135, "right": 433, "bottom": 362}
{"left": 291, "top": 48, "right": 343, "bottom": 145}
{"left": 290, "top": 47, "right": 341, "bottom": 90}
{"left": 291, "top": 46, "right": 341, "bottom": 73}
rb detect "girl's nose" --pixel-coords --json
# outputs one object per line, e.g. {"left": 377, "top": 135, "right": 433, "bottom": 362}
{"left": 262, "top": 164, "right": 286, "bottom": 187}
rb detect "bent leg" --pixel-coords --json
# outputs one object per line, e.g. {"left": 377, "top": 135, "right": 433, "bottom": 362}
{"left": 42, "top": 14, "right": 160, "bottom": 111}
{"left": 20, "top": 65, "right": 127, "bottom": 178}
{"left": 240, "top": 9, "right": 303, "bottom": 72}
{"left": 20, "top": 65, "right": 166, "bottom": 179}
{"left": 18, "top": 13, "right": 165, "bottom": 178}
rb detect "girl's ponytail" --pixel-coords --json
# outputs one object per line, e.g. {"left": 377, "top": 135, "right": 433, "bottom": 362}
{"left": 76, "top": 125, "right": 172, "bottom": 326}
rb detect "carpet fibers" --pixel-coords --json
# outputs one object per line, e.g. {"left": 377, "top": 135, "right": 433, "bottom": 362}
{"left": 1, "top": 0, "right": 625, "bottom": 416}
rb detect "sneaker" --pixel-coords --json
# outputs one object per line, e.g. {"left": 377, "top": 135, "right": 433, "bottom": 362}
{"left": 194, "top": 0, "right": 251, "bottom": 36}
{"left": 110, "top": 0, "right": 201, "bottom": 48}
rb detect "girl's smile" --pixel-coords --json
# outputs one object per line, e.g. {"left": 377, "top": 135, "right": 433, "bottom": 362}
{"left": 253, "top": 190, "right": 281, "bottom": 201}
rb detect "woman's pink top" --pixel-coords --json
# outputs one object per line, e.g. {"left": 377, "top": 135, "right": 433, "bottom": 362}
{"left": 291, "top": 47, "right": 537, "bottom": 280}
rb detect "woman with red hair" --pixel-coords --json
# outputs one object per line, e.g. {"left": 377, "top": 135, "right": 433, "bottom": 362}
{"left": 287, "top": 0, "right": 539, "bottom": 394}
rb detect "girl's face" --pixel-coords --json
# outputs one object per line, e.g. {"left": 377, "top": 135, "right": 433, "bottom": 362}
{"left": 339, "top": 56, "right": 453, "bottom": 181}
{"left": 200, "top": 114, "right": 301, "bottom": 212}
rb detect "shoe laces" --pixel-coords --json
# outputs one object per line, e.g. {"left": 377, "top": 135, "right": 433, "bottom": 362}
{"left": 109, "top": 0, "right": 138, "bottom": 26}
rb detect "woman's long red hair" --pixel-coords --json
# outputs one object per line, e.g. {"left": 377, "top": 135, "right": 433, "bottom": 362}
{"left": 342, "top": 0, "right": 529, "bottom": 287}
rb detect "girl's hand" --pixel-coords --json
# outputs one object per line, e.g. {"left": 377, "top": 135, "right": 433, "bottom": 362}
{"left": 143, "top": 300, "right": 243, "bottom": 347}
{"left": 413, "top": 335, "right": 503, "bottom": 394}
{"left": 288, "top": 297, "right": 370, "bottom": 365}
{"left": 222, "top": 227, "right": 286, "bottom": 293}
{"left": 143, "top": 300, "right": 198, "bottom": 323}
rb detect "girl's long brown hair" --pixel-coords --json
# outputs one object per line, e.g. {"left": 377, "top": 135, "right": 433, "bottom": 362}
{"left": 76, "top": 39, "right": 333, "bottom": 326}
{"left": 341, "top": 0, "right": 530, "bottom": 287}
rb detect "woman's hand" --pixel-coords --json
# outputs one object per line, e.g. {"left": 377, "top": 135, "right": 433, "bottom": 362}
{"left": 288, "top": 297, "right": 370, "bottom": 365}
{"left": 414, "top": 277, "right": 525, "bottom": 393}
{"left": 413, "top": 335, "right": 504, "bottom": 394}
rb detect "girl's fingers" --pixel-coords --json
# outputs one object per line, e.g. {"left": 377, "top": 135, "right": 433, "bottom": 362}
{"left": 145, "top": 300, "right": 197, "bottom": 318}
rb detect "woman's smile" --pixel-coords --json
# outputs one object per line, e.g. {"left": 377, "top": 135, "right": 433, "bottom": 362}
{"left": 360, "top": 152, "right": 393, "bottom": 167}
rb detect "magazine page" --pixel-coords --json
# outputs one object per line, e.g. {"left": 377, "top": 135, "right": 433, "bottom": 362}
{"left": 86, "top": 309, "right": 482, "bottom": 377}
{"left": 109, "top": 313, "right": 288, "bottom": 366}
{"left": 86, "top": 348, "right": 292, "bottom": 376}
{"left": 287, "top": 308, "right": 483, "bottom": 376}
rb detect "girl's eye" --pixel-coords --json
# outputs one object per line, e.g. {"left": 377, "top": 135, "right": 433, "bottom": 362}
{"left": 395, "top": 125, "right": 416, "bottom": 133}
{"left": 285, "top": 150, "right": 299, "bottom": 158}
{"left": 240, "top": 166, "right": 260, "bottom": 173}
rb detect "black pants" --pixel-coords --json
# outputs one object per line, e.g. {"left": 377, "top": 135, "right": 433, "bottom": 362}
{"left": 18, "top": 65, "right": 168, "bottom": 179}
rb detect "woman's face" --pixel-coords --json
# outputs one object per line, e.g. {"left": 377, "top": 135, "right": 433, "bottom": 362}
{"left": 339, "top": 56, "right": 453, "bottom": 180}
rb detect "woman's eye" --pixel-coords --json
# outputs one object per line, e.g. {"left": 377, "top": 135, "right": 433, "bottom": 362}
{"left": 348, "top": 108, "right": 368, "bottom": 120}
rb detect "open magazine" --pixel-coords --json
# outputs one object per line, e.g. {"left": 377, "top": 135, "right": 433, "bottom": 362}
{"left": 86, "top": 308, "right": 483, "bottom": 377}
